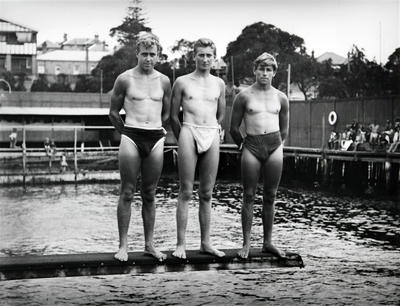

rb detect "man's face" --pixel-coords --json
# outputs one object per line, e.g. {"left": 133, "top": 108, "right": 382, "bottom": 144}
{"left": 194, "top": 46, "right": 214, "bottom": 71}
{"left": 137, "top": 44, "right": 158, "bottom": 71}
{"left": 254, "top": 64, "right": 276, "bottom": 85}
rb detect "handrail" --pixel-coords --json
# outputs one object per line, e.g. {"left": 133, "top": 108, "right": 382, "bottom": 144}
{"left": 0, "top": 125, "right": 115, "bottom": 131}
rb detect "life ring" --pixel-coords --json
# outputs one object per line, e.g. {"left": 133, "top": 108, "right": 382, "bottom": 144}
{"left": 328, "top": 111, "right": 337, "bottom": 125}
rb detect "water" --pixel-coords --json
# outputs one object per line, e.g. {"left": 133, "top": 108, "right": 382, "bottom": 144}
{"left": 1, "top": 180, "right": 399, "bottom": 305}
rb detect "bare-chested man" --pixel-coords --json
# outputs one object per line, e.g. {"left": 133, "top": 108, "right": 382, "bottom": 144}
{"left": 170, "top": 38, "right": 226, "bottom": 259}
{"left": 109, "top": 33, "right": 171, "bottom": 262}
{"left": 230, "top": 52, "right": 289, "bottom": 259}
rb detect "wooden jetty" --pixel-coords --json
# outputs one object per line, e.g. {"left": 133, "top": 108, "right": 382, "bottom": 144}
{"left": 0, "top": 249, "right": 304, "bottom": 281}
{"left": 1, "top": 125, "right": 399, "bottom": 191}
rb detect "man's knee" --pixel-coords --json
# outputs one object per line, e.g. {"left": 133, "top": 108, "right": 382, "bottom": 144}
{"left": 243, "top": 191, "right": 256, "bottom": 204}
{"left": 120, "top": 186, "right": 135, "bottom": 203}
{"left": 263, "top": 189, "right": 277, "bottom": 206}
{"left": 179, "top": 185, "right": 193, "bottom": 202}
{"left": 141, "top": 185, "right": 156, "bottom": 204}
{"left": 198, "top": 189, "right": 212, "bottom": 203}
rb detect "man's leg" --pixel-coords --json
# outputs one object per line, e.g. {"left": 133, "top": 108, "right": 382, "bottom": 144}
{"left": 141, "top": 141, "right": 166, "bottom": 261}
{"left": 115, "top": 136, "right": 141, "bottom": 261}
{"left": 237, "top": 148, "right": 261, "bottom": 259}
{"left": 173, "top": 127, "right": 197, "bottom": 259}
{"left": 261, "top": 145, "right": 285, "bottom": 257}
{"left": 198, "top": 135, "right": 224, "bottom": 257}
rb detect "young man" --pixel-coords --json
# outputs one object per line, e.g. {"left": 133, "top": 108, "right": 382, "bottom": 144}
{"left": 170, "top": 38, "right": 226, "bottom": 259}
{"left": 109, "top": 32, "right": 171, "bottom": 262}
{"left": 230, "top": 52, "right": 289, "bottom": 259}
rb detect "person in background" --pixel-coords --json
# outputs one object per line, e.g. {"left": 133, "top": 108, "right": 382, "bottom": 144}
{"left": 9, "top": 128, "right": 17, "bottom": 148}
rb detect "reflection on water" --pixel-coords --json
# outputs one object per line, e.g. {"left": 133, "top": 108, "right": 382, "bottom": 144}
{"left": 0, "top": 180, "right": 399, "bottom": 305}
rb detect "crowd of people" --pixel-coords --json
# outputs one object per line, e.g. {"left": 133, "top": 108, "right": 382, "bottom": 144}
{"left": 328, "top": 118, "right": 400, "bottom": 152}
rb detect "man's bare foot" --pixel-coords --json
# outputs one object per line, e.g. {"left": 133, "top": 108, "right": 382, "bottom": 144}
{"left": 172, "top": 245, "right": 186, "bottom": 259}
{"left": 114, "top": 246, "right": 128, "bottom": 261}
{"left": 262, "top": 243, "right": 286, "bottom": 258}
{"left": 144, "top": 244, "right": 166, "bottom": 262}
{"left": 237, "top": 245, "right": 250, "bottom": 259}
{"left": 200, "top": 243, "right": 225, "bottom": 257}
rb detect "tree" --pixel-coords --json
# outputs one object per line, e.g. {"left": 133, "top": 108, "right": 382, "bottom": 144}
{"left": 92, "top": 0, "right": 152, "bottom": 92}
{"left": 109, "top": 0, "right": 151, "bottom": 46}
{"left": 92, "top": 45, "right": 138, "bottom": 92}
{"left": 170, "top": 39, "right": 196, "bottom": 77}
{"left": 290, "top": 53, "right": 320, "bottom": 101}
{"left": 223, "top": 22, "right": 306, "bottom": 87}
{"left": 384, "top": 48, "right": 400, "bottom": 95}
{"left": 317, "top": 60, "right": 348, "bottom": 98}
{"left": 31, "top": 74, "right": 50, "bottom": 92}
{"left": 49, "top": 74, "right": 71, "bottom": 92}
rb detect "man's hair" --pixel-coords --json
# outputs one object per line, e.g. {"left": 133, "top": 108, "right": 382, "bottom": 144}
{"left": 193, "top": 38, "right": 216, "bottom": 56}
{"left": 253, "top": 52, "right": 278, "bottom": 71}
{"left": 136, "top": 32, "right": 162, "bottom": 54}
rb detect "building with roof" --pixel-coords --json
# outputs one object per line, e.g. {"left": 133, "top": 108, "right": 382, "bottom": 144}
{"left": 316, "top": 52, "right": 348, "bottom": 68}
{"left": 0, "top": 18, "right": 37, "bottom": 75}
{"left": 37, "top": 49, "right": 110, "bottom": 77}
{"left": 38, "top": 33, "right": 108, "bottom": 54}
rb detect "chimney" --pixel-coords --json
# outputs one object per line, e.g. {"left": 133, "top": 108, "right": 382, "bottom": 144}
{"left": 94, "top": 34, "right": 99, "bottom": 42}
{"left": 63, "top": 33, "right": 68, "bottom": 43}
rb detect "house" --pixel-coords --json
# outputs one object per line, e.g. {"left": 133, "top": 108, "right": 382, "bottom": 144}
{"left": 37, "top": 49, "right": 110, "bottom": 77}
{"left": 316, "top": 52, "right": 348, "bottom": 68}
{"left": 0, "top": 18, "right": 37, "bottom": 76}
{"left": 38, "top": 33, "right": 108, "bottom": 53}
{"left": 36, "top": 34, "right": 111, "bottom": 85}
{"left": 211, "top": 58, "right": 227, "bottom": 77}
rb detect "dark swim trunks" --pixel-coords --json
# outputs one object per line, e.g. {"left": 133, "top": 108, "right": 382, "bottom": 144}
{"left": 121, "top": 125, "right": 166, "bottom": 158}
{"left": 243, "top": 131, "right": 282, "bottom": 163}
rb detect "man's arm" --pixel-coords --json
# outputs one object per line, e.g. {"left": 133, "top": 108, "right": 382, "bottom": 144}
{"left": 216, "top": 78, "right": 226, "bottom": 125}
{"left": 161, "top": 75, "right": 172, "bottom": 127}
{"left": 170, "top": 78, "right": 184, "bottom": 141}
{"left": 279, "top": 92, "right": 290, "bottom": 143}
{"left": 229, "top": 92, "right": 246, "bottom": 147}
{"left": 108, "top": 75, "right": 126, "bottom": 134}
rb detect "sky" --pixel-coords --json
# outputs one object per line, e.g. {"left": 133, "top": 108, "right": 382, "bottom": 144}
{"left": 1, "top": 0, "right": 399, "bottom": 63}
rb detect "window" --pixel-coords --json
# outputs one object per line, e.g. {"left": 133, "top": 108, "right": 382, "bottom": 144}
{"left": 38, "top": 65, "right": 45, "bottom": 74}
{"left": 55, "top": 65, "right": 61, "bottom": 75}
{"left": 73, "top": 65, "right": 80, "bottom": 75}
{"left": 16, "top": 32, "right": 32, "bottom": 43}
{"left": 0, "top": 35, "right": 6, "bottom": 42}
{"left": 26, "top": 57, "right": 32, "bottom": 69}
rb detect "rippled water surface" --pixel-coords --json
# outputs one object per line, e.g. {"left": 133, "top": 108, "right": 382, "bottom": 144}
{"left": 1, "top": 180, "right": 399, "bottom": 305}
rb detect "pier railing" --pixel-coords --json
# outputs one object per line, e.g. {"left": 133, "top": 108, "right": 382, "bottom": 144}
{"left": 1, "top": 125, "right": 399, "bottom": 189}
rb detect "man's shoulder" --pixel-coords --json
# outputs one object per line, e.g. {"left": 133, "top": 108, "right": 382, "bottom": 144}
{"left": 156, "top": 71, "right": 171, "bottom": 83}
{"left": 174, "top": 74, "right": 192, "bottom": 86}
{"left": 117, "top": 69, "right": 133, "bottom": 81}
{"left": 275, "top": 88, "right": 288, "bottom": 102}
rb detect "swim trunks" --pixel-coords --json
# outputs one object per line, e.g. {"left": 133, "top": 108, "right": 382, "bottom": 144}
{"left": 121, "top": 125, "right": 167, "bottom": 158}
{"left": 183, "top": 122, "right": 219, "bottom": 154}
{"left": 243, "top": 131, "right": 282, "bottom": 163}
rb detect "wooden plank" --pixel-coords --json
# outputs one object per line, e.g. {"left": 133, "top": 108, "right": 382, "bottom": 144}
{"left": 0, "top": 249, "right": 304, "bottom": 281}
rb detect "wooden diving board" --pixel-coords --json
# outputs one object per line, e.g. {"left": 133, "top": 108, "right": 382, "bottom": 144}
{"left": 0, "top": 249, "right": 304, "bottom": 281}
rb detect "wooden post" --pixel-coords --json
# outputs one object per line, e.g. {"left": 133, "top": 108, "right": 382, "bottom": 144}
{"left": 74, "top": 128, "right": 78, "bottom": 182}
{"left": 309, "top": 101, "right": 312, "bottom": 147}
{"left": 230, "top": 56, "right": 234, "bottom": 85}
{"left": 322, "top": 114, "right": 326, "bottom": 149}
{"left": 22, "top": 127, "right": 26, "bottom": 187}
